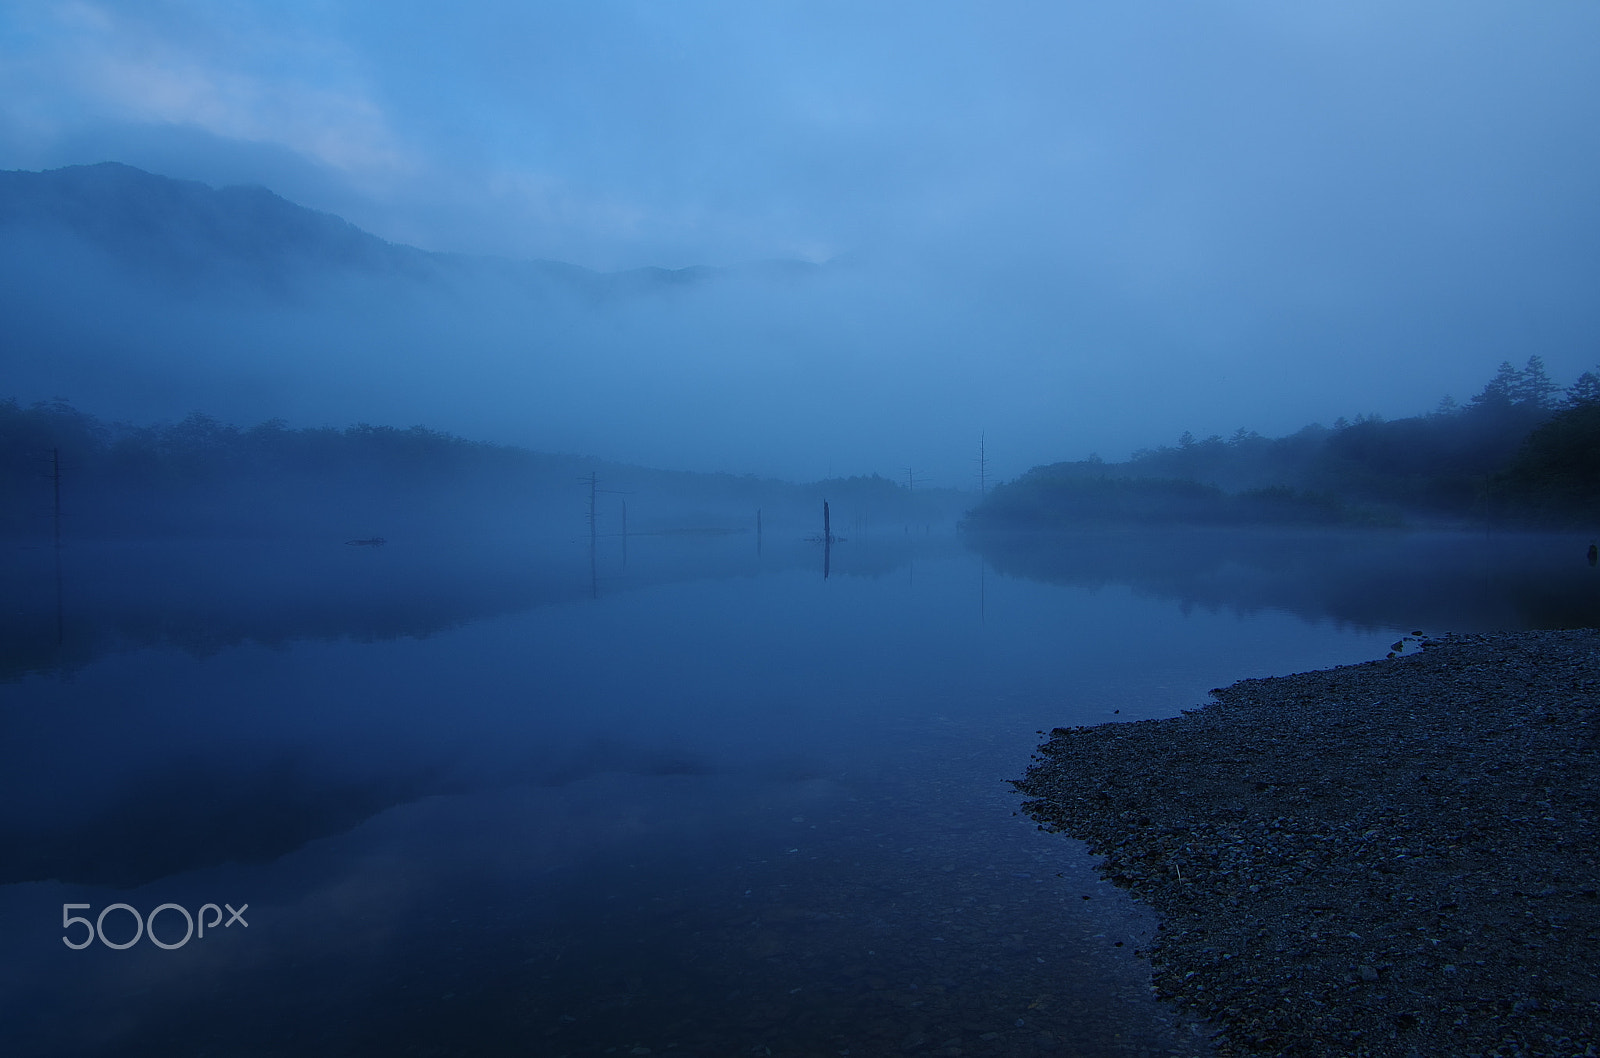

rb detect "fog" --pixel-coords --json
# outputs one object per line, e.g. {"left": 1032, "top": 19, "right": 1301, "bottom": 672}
{"left": 12, "top": 10, "right": 1600, "bottom": 1056}
{"left": 4, "top": 3, "right": 1600, "bottom": 483}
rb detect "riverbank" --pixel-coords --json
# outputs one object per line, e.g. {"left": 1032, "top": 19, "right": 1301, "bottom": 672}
{"left": 1015, "top": 630, "right": 1600, "bottom": 1057}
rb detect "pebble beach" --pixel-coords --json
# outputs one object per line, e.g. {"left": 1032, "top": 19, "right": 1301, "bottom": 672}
{"left": 1015, "top": 630, "right": 1600, "bottom": 1057}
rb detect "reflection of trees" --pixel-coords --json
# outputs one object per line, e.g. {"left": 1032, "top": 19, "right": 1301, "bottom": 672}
{"left": 0, "top": 533, "right": 947, "bottom": 683}
{"left": 967, "top": 529, "right": 1600, "bottom": 632}
{"left": 0, "top": 542, "right": 588, "bottom": 682}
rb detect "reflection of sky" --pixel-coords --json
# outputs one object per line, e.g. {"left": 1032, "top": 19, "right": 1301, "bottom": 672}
{"left": 0, "top": 547, "right": 1404, "bottom": 1053}
{"left": 11, "top": 527, "right": 1589, "bottom": 856}
{"left": 6, "top": 526, "right": 1593, "bottom": 1049}
{"left": 1, "top": 551, "right": 1402, "bottom": 820}
{"left": 0, "top": 547, "right": 1403, "bottom": 883}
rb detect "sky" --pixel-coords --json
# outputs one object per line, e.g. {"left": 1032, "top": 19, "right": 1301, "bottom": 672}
{"left": 3, "top": 2, "right": 1600, "bottom": 481}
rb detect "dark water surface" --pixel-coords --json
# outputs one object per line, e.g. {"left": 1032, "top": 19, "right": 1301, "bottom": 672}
{"left": 2, "top": 529, "right": 1594, "bottom": 1056}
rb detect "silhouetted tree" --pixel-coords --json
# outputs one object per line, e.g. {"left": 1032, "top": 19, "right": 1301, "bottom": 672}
{"left": 1471, "top": 361, "right": 1522, "bottom": 409}
{"left": 1495, "top": 403, "right": 1600, "bottom": 524}
{"left": 1512, "top": 355, "right": 1558, "bottom": 408}
{"left": 1563, "top": 369, "right": 1600, "bottom": 408}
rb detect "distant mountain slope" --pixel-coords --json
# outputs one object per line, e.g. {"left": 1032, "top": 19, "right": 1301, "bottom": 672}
{"left": 0, "top": 162, "right": 817, "bottom": 297}
{"left": 0, "top": 162, "right": 437, "bottom": 288}
{"left": 0, "top": 163, "right": 862, "bottom": 480}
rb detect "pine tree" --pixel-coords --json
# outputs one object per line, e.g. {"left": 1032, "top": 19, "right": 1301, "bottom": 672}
{"left": 1469, "top": 361, "right": 1521, "bottom": 409}
{"left": 1565, "top": 369, "right": 1600, "bottom": 408}
{"left": 1512, "top": 355, "right": 1557, "bottom": 408}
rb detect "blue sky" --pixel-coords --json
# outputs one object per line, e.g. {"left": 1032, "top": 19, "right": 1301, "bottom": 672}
{"left": 4, "top": 2, "right": 1600, "bottom": 478}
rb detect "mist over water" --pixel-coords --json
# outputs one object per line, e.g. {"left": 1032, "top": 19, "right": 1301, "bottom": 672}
{"left": 4, "top": 4, "right": 1600, "bottom": 1053}
{"left": 0, "top": 208, "right": 1129, "bottom": 484}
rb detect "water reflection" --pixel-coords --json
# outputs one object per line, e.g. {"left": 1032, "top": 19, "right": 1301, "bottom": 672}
{"left": 968, "top": 528, "right": 1600, "bottom": 631}
{"left": 4, "top": 527, "right": 1583, "bottom": 1055}
{"left": 9, "top": 529, "right": 1592, "bottom": 688}
{"left": 3, "top": 529, "right": 950, "bottom": 683}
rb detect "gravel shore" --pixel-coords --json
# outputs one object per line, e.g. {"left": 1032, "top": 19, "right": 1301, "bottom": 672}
{"left": 1014, "top": 630, "right": 1600, "bottom": 1058}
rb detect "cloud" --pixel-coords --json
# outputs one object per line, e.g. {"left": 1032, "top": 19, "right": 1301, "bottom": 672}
{"left": 91, "top": 58, "right": 405, "bottom": 177}
{"left": 3, "top": 1, "right": 1600, "bottom": 475}
{"left": 2, "top": 1, "right": 410, "bottom": 183}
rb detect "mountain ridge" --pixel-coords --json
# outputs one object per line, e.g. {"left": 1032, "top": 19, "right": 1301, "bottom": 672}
{"left": 0, "top": 161, "right": 895, "bottom": 482}
{"left": 0, "top": 162, "right": 823, "bottom": 297}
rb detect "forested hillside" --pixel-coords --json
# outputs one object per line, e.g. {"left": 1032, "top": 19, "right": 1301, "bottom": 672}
{"left": 966, "top": 358, "right": 1600, "bottom": 530}
{"left": 0, "top": 399, "right": 961, "bottom": 540}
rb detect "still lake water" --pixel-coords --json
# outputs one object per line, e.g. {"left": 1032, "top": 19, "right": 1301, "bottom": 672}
{"left": 2, "top": 528, "right": 1595, "bottom": 1057}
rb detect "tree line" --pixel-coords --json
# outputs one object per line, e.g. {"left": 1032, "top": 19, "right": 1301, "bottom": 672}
{"left": 965, "top": 357, "right": 1600, "bottom": 530}
{"left": 0, "top": 398, "right": 968, "bottom": 539}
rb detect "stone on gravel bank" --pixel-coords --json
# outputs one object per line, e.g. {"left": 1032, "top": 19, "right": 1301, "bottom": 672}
{"left": 1014, "top": 630, "right": 1600, "bottom": 1058}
